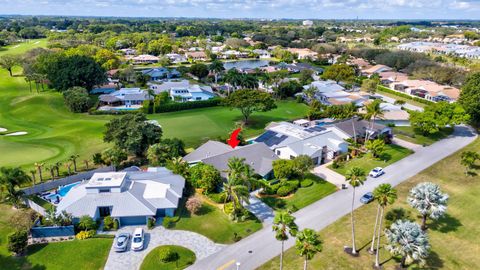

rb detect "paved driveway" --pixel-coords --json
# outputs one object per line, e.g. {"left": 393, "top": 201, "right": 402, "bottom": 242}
{"left": 189, "top": 126, "right": 477, "bottom": 270}
{"left": 244, "top": 190, "right": 275, "bottom": 225}
{"left": 313, "top": 163, "right": 345, "bottom": 188}
{"left": 104, "top": 226, "right": 224, "bottom": 270}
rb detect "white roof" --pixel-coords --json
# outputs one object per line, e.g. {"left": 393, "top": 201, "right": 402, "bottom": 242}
{"left": 86, "top": 172, "right": 126, "bottom": 188}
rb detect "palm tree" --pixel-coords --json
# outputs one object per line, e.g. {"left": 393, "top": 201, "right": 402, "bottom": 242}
{"left": 54, "top": 162, "right": 62, "bottom": 177}
{"left": 295, "top": 228, "right": 322, "bottom": 270}
{"left": 407, "top": 182, "right": 448, "bottom": 230}
{"left": 83, "top": 159, "right": 90, "bottom": 170}
{"left": 34, "top": 162, "right": 44, "bottom": 182}
{"left": 345, "top": 166, "right": 366, "bottom": 255}
{"left": 0, "top": 167, "right": 31, "bottom": 208}
{"left": 47, "top": 164, "right": 56, "bottom": 180}
{"left": 371, "top": 184, "right": 397, "bottom": 267}
{"left": 209, "top": 59, "right": 225, "bottom": 84}
{"left": 221, "top": 176, "right": 250, "bottom": 216}
{"left": 166, "top": 157, "right": 189, "bottom": 177}
{"left": 70, "top": 154, "right": 80, "bottom": 172}
{"left": 364, "top": 100, "right": 384, "bottom": 142}
{"left": 385, "top": 220, "right": 430, "bottom": 268}
{"left": 29, "top": 169, "right": 37, "bottom": 185}
{"left": 224, "top": 69, "right": 242, "bottom": 93}
{"left": 226, "top": 157, "right": 257, "bottom": 190}
{"left": 64, "top": 162, "right": 72, "bottom": 176}
{"left": 272, "top": 211, "right": 298, "bottom": 270}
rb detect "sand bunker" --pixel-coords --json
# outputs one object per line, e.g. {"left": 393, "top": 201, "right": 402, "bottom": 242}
{"left": 4, "top": 131, "right": 28, "bottom": 136}
{"left": 0, "top": 127, "right": 7, "bottom": 132}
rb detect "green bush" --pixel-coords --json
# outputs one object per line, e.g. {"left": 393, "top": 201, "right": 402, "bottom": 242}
{"left": 103, "top": 216, "right": 114, "bottom": 231}
{"left": 113, "top": 218, "right": 119, "bottom": 230}
{"left": 77, "top": 215, "right": 97, "bottom": 231}
{"left": 162, "top": 217, "right": 173, "bottom": 228}
{"left": 207, "top": 192, "right": 227, "bottom": 203}
{"left": 147, "top": 217, "right": 156, "bottom": 230}
{"left": 153, "top": 98, "right": 221, "bottom": 113}
{"left": 63, "top": 87, "right": 92, "bottom": 113}
{"left": 287, "top": 180, "right": 300, "bottom": 189}
{"left": 76, "top": 230, "right": 96, "bottom": 240}
{"left": 7, "top": 230, "right": 28, "bottom": 255}
{"left": 158, "top": 247, "right": 179, "bottom": 262}
{"left": 277, "top": 185, "right": 295, "bottom": 197}
{"left": 300, "top": 179, "right": 313, "bottom": 188}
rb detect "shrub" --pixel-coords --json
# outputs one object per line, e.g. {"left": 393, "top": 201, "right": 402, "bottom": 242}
{"left": 154, "top": 98, "right": 221, "bottom": 113}
{"left": 76, "top": 230, "right": 96, "bottom": 240}
{"left": 7, "top": 230, "right": 28, "bottom": 255}
{"left": 186, "top": 197, "right": 202, "bottom": 215}
{"left": 207, "top": 192, "right": 227, "bottom": 203}
{"left": 103, "top": 216, "right": 114, "bottom": 231}
{"left": 113, "top": 219, "right": 119, "bottom": 230}
{"left": 287, "top": 180, "right": 300, "bottom": 189}
{"left": 77, "top": 215, "right": 97, "bottom": 231}
{"left": 223, "top": 202, "right": 234, "bottom": 215}
{"left": 277, "top": 185, "right": 295, "bottom": 197}
{"left": 147, "top": 217, "right": 155, "bottom": 230}
{"left": 162, "top": 217, "right": 172, "bottom": 228}
{"left": 158, "top": 247, "right": 179, "bottom": 262}
{"left": 300, "top": 179, "right": 313, "bottom": 188}
{"left": 63, "top": 87, "right": 91, "bottom": 113}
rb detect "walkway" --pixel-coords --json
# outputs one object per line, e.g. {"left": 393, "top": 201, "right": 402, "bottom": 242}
{"left": 104, "top": 226, "right": 224, "bottom": 270}
{"left": 312, "top": 163, "right": 346, "bottom": 188}
{"left": 244, "top": 190, "right": 275, "bottom": 225}
{"left": 392, "top": 136, "right": 423, "bottom": 151}
{"left": 189, "top": 125, "right": 477, "bottom": 270}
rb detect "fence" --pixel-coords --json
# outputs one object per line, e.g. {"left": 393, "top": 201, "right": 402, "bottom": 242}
{"left": 22, "top": 166, "right": 115, "bottom": 196}
{"left": 25, "top": 198, "right": 49, "bottom": 216}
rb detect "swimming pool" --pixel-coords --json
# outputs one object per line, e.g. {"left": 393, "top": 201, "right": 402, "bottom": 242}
{"left": 45, "top": 182, "right": 80, "bottom": 201}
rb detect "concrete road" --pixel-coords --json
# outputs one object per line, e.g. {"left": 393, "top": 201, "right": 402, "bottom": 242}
{"left": 188, "top": 126, "right": 476, "bottom": 270}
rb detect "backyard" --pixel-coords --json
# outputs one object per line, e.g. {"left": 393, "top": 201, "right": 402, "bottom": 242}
{"left": 168, "top": 199, "right": 263, "bottom": 244}
{"left": 330, "top": 144, "right": 413, "bottom": 176}
{"left": 260, "top": 174, "right": 337, "bottom": 211}
{"left": 259, "top": 138, "right": 480, "bottom": 270}
{"left": 393, "top": 126, "right": 454, "bottom": 146}
{"left": 0, "top": 204, "right": 112, "bottom": 270}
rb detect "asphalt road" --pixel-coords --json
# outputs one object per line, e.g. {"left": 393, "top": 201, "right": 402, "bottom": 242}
{"left": 189, "top": 126, "right": 477, "bottom": 270}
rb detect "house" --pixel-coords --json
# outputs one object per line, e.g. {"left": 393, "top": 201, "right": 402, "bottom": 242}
{"left": 378, "top": 71, "right": 409, "bottom": 85}
{"left": 148, "top": 79, "right": 190, "bottom": 94}
{"left": 185, "top": 51, "right": 208, "bottom": 61}
{"left": 141, "top": 68, "right": 181, "bottom": 81}
{"left": 375, "top": 103, "right": 410, "bottom": 126}
{"left": 361, "top": 65, "right": 393, "bottom": 76}
{"left": 131, "top": 54, "right": 159, "bottom": 64}
{"left": 166, "top": 53, "right": 187, "bottom": 64}
{"left": 254, "top": 121, "right": 348, "bottom": 165}
{"left": 302, "top": 20, "right": 314, "bottom": 27}
{"left": 389, "top": 79, "right": 460, "bottom": 102}
{"left": 56, "top": 168, "right": 185, "bottom": 226}
{"left": 120, "top": 48, "right": 137, "bottom": 55}
{"left": 169, "top": 85, "right": 216, "bottom": 102}
{"left": 331, "top": 118, "right": 392, "bottom": 140}
{"left": 183, "top": 141, "right": 279, "bottom": 179}
{"left": 91, "top": 82, "right": 118, "bottom": 94}
{"left": 303, "top": 80, "right": 366, "bottom": 106}
{"left": 253, "top": 49, "right": 271, "bottom": 59}
{"left": 98, "top": 88, "right": 152, "bottom": 108}
{"left": 286, "top": 48, "right": 318, "bottom": 60}
{"left": 221, "top": 50, "right": 249, "bottom": 59}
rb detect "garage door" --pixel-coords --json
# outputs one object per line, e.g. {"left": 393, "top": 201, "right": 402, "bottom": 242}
{"left": 120, "top": 216, "right": 146, "bottom": 226}
{"left": 156, "top": 209, "right": 166, "bottom": 217}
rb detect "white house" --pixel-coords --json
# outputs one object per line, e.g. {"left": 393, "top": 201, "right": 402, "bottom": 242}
{"left": 169, "top": 85, "right": 216, "bottom": 102}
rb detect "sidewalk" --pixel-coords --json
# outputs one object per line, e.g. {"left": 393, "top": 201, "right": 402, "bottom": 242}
{"left": 312, "top": 163, "right": 345, "bottom": 188}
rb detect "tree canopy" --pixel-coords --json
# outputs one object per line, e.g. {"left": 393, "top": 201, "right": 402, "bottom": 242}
{"left": 223, "top": 89, "right": 276, "bottom": 123}
{"left": 459, "top": 72, "right": 480, "bottom": 126}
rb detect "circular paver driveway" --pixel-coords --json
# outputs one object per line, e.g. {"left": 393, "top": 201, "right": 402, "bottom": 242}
{"left": 104, "top": 226, "right": 224, "bottom": 270}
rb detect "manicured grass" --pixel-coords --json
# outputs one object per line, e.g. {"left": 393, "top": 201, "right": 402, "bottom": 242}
{"left": 148, "top": 100, "right": 308, "bottom": 147}
{"left": 140, "top": 245, "right": 196, "bottom": 270}
{"left": 0, "top": 39, "right": 47, "bottom": 56}
{"left": 27, "top": 195, "right": 55, "bottom": 211}
{"left": 170, "top": 202, "right": 262, "bottom": 244}
{"left": 393, "top": 126, "right": 454, "bottom": 146}
{"left": 259, "top": 138, "right": 480, "bottom": 270}
{"left": 0, "top": 204, "right": 113, "bottom": 270}
{"left": 260, "top": 174, "right": 337, "bottom": 211}
{"left": 330, "top": 144, "right": 413, "bottom": 176}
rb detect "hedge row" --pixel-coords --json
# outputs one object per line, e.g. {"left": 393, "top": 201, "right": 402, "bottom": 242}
{"left": 144, "top": 98, "right": 222, "bottom": 114}
{"left": 88, "top": 109, "right": 139, "bottom": 115}
{"left": 376, "top": 85, "right": 434, "bottom": 106}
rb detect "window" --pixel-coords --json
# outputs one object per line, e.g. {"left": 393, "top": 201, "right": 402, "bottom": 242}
{"left": 276, "top": 150, "right": 281, "bottom": 155}
{"left": 99, "top": 188, "right": 110, "bottom": 193}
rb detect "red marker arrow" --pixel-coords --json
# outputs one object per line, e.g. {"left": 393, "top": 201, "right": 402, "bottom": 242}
{"left": 227, "top": 128, "right": 241, "bottom": 148}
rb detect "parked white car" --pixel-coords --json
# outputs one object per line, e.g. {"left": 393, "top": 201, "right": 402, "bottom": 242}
{"left": 131, "top": 228, "right": 144, "bottom": 251}
{"left": 369, "top": 167, "right": 385, "bottom": 178}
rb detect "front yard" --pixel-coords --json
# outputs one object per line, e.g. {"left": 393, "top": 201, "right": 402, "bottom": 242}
{"left": 329, "top": 144, "right": 413, "bottom": 176}
{"left": 393, "top": 126, "right": 454, "bottom": 146}
{"left": 259, "top": 137, "right": 480, "bottom": 270}
{"left": 168, "top": 199, "right": 262, "bottom": 244}
{"left": 260, "top": 174, "right": 337, "bottom": 211}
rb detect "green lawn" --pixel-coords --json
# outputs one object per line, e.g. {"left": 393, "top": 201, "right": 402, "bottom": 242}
{"left": 394, "top": 126, "right": 454, "bottom": 146}
{"left": 27, "top": 196, "right": 55, "bottom": 211}
{"left": 260, "top": 174, "right": 337, "bottom": 211}
{"left": 260, "top": 138, "right": 480, "bottom": 270}
{"left": 0, "top": 39, "right": 48, "bottom": 56}
{"left": 0, "top": 204, "right": 112, "bottom": 270}
{"left": 170, "top": 202, "right": 262, "bottom": 244}
{"left": 330, "top": 144, "right": 413, "bottom": 176}
{"left": 140, "top": 245, "right": 196, "bottom": 270}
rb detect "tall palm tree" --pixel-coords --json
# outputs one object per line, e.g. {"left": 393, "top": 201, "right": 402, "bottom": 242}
{"left": 295, "top": 228, "right": 322, "bottom": 270}
{"left": 34, "top": 162, "right": 44, "bottom": 182}
{"left": 226, "top": 157, "right": 257, "bottom": 190}
{"left": 385, "top": 220, "right": 430, "bottom": 268}
{"left": 29, "top": 169, "right": 37, "bottom": 185}
{"left": 272, "top": 211, "right": 298, "bottom": 270}
{"left": 47, "top": 164, "right": 56, "bottom": 181}
{"left": 372, "top": 184, "right": 397, "bottom": 267}
{"left": 83, "top": 159, "right": 90, "bottom": 170}
{"left": 54, "top": 162, "right": 62, "bottom": 177}
{"left": 0, "top": 167, "right": 31, "bottom": 208}
{"left": 364, "top": 100, "right": 384, "bottom": 142}
{"left": 221, "top": 177, "right": 250, "bottom": 215}
{"left": 209, "top": 59, "right": 225, "bottom": 84}
{"left": 345, "top": 166, "right": 366, "bottom": 255}
{"left": 70, "top": 154, "right": 80, "bottom": 172}
{"left": 64, "top": 162, "right": 72, "bottom": 176}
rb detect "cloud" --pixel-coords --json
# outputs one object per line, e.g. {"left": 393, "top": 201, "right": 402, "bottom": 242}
{"left": 0, "top": 0, "right": 478, "bottom": 19}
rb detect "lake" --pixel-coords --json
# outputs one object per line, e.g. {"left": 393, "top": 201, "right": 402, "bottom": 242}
{"left": 223, "top": 59, "right": 270, "bottom": 70}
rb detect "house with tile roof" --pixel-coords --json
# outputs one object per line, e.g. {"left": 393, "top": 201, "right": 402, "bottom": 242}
{"left": 56, "top": 167, "right": 185, "bottom": 226}
{"left": 303, "top": 80, "right": 367, "bottom": 106}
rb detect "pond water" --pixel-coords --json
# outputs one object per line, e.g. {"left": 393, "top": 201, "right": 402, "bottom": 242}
{"left": 223, "top": 59, "right": 270, "bottom": 70}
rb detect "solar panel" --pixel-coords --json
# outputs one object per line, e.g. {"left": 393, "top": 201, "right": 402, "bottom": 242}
{"left": 255, "top": 130, "right": 277, "bottom": 143}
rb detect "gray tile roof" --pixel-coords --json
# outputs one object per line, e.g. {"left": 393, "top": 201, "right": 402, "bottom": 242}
{"left": 201, "top": 143, "right": 279, "bottom": 178}
{"left": 183, "top": 140, "right": 233, "bottom": 163}
{"left": 56, "top": 168, "right": 185, "bottom": 218}
{"left": 331, "top": 118, "right": 388, "bottom": 138}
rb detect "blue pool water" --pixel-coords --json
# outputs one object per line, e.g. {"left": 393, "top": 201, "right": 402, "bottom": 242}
{"left": 45, "top": 182, "right": 80, "bottom": 201}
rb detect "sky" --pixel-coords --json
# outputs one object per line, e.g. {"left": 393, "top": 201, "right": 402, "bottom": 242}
{"left": 0, "top": 0, "right": 480, "bottom": 20}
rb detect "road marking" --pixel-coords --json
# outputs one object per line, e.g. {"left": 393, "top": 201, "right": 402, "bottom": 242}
{"left": 216, "top": 259, "right": 235, "bottom": 270}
